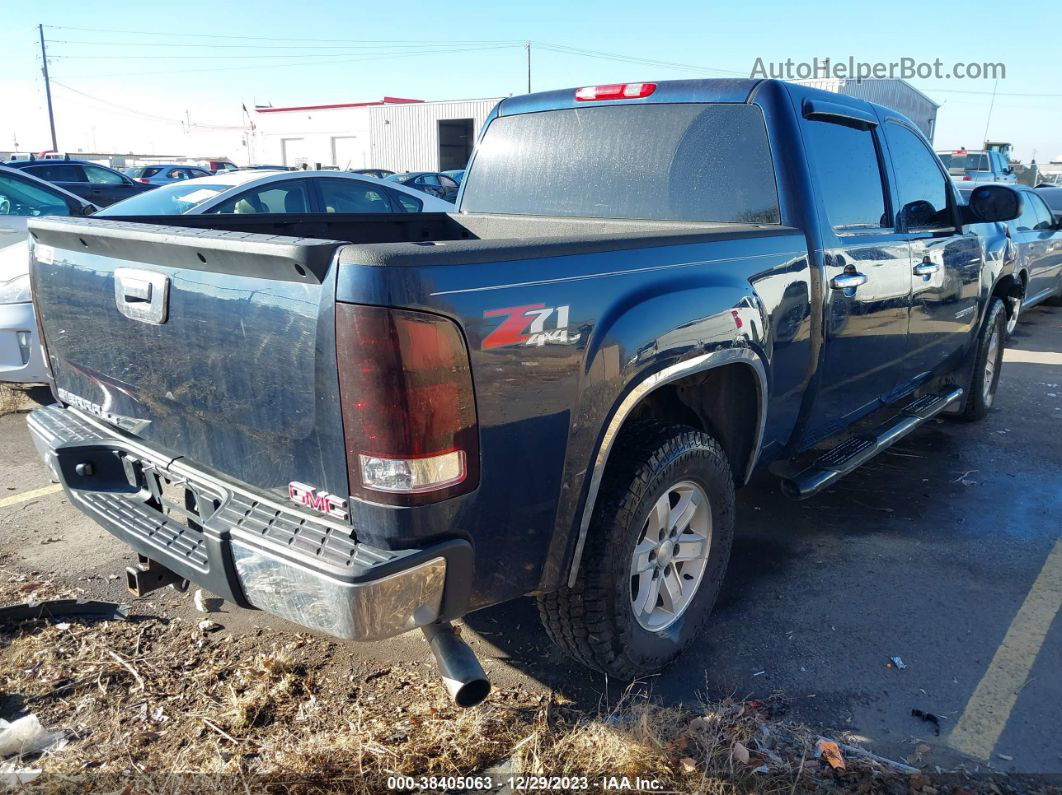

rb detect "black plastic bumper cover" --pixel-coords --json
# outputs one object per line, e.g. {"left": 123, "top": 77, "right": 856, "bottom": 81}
{"left": 27, "top": 404, "right": 473, "bottom": 641}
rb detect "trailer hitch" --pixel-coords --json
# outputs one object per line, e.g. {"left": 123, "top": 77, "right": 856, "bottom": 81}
{"left": 125, "top": 553, "right": 188, "bottom": 597}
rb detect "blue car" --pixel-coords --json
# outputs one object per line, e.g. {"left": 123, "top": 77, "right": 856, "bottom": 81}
{"left": 124, "top": 164, "right": 212, "bottom": 186}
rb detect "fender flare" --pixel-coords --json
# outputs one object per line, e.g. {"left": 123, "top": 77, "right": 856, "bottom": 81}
{"left": 566, "top": 347, "right": 768, "bottom": 587}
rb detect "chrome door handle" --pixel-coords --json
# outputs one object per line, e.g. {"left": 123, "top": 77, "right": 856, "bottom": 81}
{"left": 830, "top": 272, "right": 868, "bottom": 290}
{"left": 913, "top": 262, "right": 940, "bottom": 276}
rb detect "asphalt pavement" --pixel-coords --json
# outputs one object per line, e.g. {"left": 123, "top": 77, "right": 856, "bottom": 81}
{"left": 1, "top": 303, "right": 1059, "bottom": 776}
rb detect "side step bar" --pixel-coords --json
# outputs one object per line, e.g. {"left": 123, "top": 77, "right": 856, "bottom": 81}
{"left": 777, "top": 387, "right": 963, "bottom": 500}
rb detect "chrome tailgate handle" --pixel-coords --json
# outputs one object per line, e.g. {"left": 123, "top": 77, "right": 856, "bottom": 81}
{"left": 114, "top": 268, "right": 169, "bottom": 325}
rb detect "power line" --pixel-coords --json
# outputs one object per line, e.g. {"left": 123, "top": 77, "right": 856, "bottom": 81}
{"left": 50, "top": 81, "right": 243, "bottom": 129}
{"left": 70, "top": 44, "right": 521, "bottom": 78}
{"left": 49, "top": 38, "right": 522, "bottom": 50}
{"left": 43, "top": 25, "right": 518, "bottom": 45}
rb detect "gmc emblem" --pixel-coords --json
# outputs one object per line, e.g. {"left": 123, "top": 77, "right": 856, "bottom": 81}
{"left": 288, "top": 481, "right": 349, "bottom": 521}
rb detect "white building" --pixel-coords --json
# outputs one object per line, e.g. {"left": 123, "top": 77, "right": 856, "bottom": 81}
{"left": 794, "top": 78, "right": 940, "bottom": 142}
{"left": 251, "top": 96, "right": 502, "bottom": 172}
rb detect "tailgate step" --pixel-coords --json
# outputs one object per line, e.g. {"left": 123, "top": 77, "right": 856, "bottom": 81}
{"left": 775, "top": 387, "right": 963, "bottom": 500}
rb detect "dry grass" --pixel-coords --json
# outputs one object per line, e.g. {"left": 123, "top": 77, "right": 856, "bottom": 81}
{"left": 0, "top": 568, "right": 1038, "bottom": 794}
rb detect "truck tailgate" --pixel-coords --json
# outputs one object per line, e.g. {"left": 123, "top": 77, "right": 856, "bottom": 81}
{"left": 28, "top": 217, "right": 351, "bottom": 502}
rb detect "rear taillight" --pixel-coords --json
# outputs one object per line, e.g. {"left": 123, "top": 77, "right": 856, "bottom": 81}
{"left": 336, "top": 303, "right": 478, "bottom": 505}
{"left": 136, "top": 178, "right": 150, "bottom": 183}
{"left": 575, "top": 82, "right": 656, "bottom": 101}
{"left": 962, "top": 176, "right": 972, "bottom": 181}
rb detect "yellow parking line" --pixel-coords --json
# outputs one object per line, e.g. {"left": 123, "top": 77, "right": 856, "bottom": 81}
{"left": 948, "top": 539, "right": 1062, "bottom": 760}
{"left": 0, "top": 483, "right": 63, "bottom": 509}
{"left": 1002, "top": 349, "right": 1062, "bottom": 366}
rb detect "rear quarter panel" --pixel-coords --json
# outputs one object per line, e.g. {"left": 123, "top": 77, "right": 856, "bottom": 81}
{"left": 337, "top": 231, "right": 812, "bottom": 606}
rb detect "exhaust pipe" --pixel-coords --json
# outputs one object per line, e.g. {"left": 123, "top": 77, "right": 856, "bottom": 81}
{"left": 421, "top": 622, "right": 491, "bottom": 708}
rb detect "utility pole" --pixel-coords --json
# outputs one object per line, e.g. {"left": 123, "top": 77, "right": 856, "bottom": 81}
{"left": 38, "top": 24, "right": 57, "bottom": 152}
{"left": 525, "top": 41, "right": 532, "bottom": 94}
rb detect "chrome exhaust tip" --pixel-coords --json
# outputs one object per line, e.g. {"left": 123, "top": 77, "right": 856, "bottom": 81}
{"left": 421, "top": 622, "right": 491, "bottom": 708}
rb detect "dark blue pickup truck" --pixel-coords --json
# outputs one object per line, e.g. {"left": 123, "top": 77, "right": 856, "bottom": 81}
{"left": 25, "top": 79, "right": 1029, "bottom": 706}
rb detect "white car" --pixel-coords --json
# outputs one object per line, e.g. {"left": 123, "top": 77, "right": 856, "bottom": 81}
{"left": 97, "top": 169, "right": 455, "bottom": 216}
{"left": 0, "top": 166, "right": 97, "bottom": 384}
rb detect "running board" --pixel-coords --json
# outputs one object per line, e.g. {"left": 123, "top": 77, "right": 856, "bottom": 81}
{"left": 776, "top": 387, "right": 963, "bottom": 500}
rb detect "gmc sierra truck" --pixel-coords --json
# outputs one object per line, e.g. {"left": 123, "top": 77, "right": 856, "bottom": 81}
{"left": 25, "top": 79, "right": 1025, "bottom": 707}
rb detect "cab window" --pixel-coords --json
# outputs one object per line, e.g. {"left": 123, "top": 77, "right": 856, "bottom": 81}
{"left": 883, "top": 122, "right": 952, "bottom": 230}
{"left": 804, "top": 119, "right": 888, "bottom": 231}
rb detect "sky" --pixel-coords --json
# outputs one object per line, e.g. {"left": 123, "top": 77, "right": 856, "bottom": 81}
{"left": 1, "top": 0, "right": 1059, "bottom": 163}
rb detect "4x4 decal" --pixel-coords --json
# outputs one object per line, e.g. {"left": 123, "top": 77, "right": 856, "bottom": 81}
{"left": 482, "top": 304, "right": 579, "bottom": 349}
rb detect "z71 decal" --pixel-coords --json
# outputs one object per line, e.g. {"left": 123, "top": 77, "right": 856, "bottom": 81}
{"left": 482, "top": 304, "right": 580, "bottom": 349}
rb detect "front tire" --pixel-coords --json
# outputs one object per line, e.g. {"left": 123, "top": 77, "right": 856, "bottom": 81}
{"left": 960, "top": 297, "right": 1006, "bottom": 421}
{"left": 538, "top": 421, "right": 735, "bottom": 678}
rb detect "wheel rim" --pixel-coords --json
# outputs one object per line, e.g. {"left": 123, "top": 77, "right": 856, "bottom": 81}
{"left": 630, "top": 480, "right": 712, "bottom": 632}
{"left": 983, "top": 325, "right": 1001, "bottom": 406}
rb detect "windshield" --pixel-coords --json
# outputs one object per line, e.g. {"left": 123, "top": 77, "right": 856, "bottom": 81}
{"left": 461, "top": 103, "right": 780, "bottom": 223}
{"left": 98, "top": 182, "right": 230, "bottom": 215}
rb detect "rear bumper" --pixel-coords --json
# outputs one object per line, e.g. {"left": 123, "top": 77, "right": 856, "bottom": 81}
{"left": 27, "top": 404, "right": 472, "bottom": 641}
{"left": 0, "top": 302, "right": 47, "bottom": 384}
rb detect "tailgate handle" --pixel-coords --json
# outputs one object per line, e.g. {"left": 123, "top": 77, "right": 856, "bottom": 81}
{"left": 114, "top": 268, "right": 169, "bottom": 325}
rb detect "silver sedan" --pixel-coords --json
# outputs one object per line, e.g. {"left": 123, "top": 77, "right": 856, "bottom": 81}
{"left": 98, "top": 169, "right": 454, "bottom": 216}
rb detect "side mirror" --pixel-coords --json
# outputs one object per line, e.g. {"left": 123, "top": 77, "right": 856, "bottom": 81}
{"left": 961, "top": 185, "right": 1022, "bottom": 224}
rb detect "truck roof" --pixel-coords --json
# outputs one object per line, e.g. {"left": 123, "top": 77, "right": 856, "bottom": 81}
{"left": 497, "top": 78, "right": 763, "bottom": 116}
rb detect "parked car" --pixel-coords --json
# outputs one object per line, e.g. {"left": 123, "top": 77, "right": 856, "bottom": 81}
{"left": 385, "top": 171, "right": 460, "bottom": 202}
{"left": 442, "top": 169, "right": 466, "bottom": 185}
{"left": 26, "top": 79, "right": 1023, "bottom": 706}
{"left": 351, "top": 169, "right": 395, "bottom": 179}
{"left": 208, "top": 159, "right": 238, "bottom": 174}
{"left": 960, "top": 183, "right": 1062, "bottom": 331}
{"left": 936, "top": 149, "right": 1016, "bottom": 183}
{"left": 97, "top": 169, "right": 453, "bottom": 216}
{"left": 1035, "top": 185, "right": 1062, "bottom": 220}
{"left": 124, "top": 165, "right": 212, "bottom": 186}
{"left": 239, "top": 164, "right": 294, "bottom": 171}
{"left": 6, "top": 158, "right": 154, "bottom": 207}
{"left": 0, "top": 165, "right": 96, "bottom": 384}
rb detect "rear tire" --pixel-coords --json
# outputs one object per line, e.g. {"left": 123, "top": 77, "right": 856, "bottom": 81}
{"left": 537, "top": 421, "right": 735, "bottom": 679}
{"left": 960, "top": 297, "right": 1006, "bottom": 422}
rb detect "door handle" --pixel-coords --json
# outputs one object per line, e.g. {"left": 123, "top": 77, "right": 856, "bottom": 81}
{"left": 913, "top": 262, "right": 940, "bottom": 276}
{"left": 830, "top": 272, "right": 868, "bottom": 290}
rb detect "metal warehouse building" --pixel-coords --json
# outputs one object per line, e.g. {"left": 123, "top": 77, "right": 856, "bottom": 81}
{"left": 252, "top": 96, "right": 501, "bottom": 172}
{"left": 794, "top": 78, "right": 940, "bottom": 141}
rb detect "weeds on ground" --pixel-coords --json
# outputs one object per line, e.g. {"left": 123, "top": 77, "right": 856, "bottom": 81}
{"left": 0, "top": 570, "right": 1039, "bottom": 794}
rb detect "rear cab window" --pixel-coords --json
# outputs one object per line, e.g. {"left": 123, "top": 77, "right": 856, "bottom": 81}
{"left": 461, "top": 103, "right": 780, "bottom": 224}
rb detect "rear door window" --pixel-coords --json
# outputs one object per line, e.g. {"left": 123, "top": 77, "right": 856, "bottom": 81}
{"left": 209, "top": 180, "right": 311, "bottom": 214}
{"left": 462, "top": 103, "right": 780, "bottom": 223}
{"left": 318, "top": 179, "right": 395, "bottom": 212}
{"left": 804, "top": 120, "right": 888, "bottom": 231}
{"left": 883, "top": 122, "right": 953, "bottom": 229}
{"left": 25, "top": 163, "right": 84, "bottom": 182}
{"left": 390, "top": 190, "right": 423, "bottom": 212}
